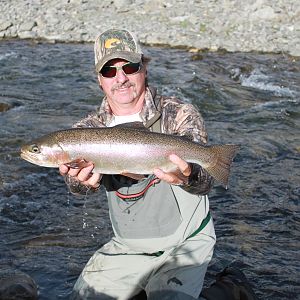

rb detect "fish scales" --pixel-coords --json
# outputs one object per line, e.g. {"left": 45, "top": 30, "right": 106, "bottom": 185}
{"left": 58, "top": 127, "right": 213, "bottom": 170}
{"left": 57, "top": 127, "right": 205, "bottom": 174}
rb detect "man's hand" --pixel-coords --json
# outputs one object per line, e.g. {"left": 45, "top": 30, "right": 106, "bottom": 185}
{"left": 153, "top": 154, "right": 191, "bottom": 186}
{"left": 59, "top": 161, "right": 102, "bottom": 189}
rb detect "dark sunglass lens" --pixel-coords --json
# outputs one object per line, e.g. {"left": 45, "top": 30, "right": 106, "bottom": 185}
{"left": 100, "top": 66, "right": 116, "bottom": 78}
{"left": 123, "top": 63, "right": 140, "bottom": 75}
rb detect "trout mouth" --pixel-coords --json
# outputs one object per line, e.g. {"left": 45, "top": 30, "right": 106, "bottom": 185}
{"left": 20, "top": 148, "right": 49, "bottom": 166}
{"left": 20, "top": 146, "right": 70, "bottom": 168}
{"left": 20, "top": 149, "right": 39, "bottom": 164}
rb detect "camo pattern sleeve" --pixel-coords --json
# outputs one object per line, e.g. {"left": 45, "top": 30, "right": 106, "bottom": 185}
{"left": 70, "top": 95, "right": 114, "bottom": 129}
{"left": 160, "top": 96, "right": 214, "bottom": 195}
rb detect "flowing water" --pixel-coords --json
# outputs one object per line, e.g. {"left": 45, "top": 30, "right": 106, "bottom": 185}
{"left": 0, "top": 40, "right": 299, "bottom": 299}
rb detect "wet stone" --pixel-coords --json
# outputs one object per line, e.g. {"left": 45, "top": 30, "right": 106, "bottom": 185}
{"left": 0, "top": 270, "right": 38, "bottom": 300}
{"left": 0, "top": 102, "right": 12, "bottom": 112}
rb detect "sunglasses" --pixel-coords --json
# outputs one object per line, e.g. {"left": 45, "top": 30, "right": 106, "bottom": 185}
{"left": 100, "top": 62, "right": 142, "bottom": 78}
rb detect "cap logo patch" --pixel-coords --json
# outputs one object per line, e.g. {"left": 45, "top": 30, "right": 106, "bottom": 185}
{"left": 105, "top": 38, "right": 121, "bottom": 49}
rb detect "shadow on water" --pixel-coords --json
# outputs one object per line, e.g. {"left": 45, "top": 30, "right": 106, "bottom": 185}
{"left": 0, "top": 40, "right": 299, "bottom": 299}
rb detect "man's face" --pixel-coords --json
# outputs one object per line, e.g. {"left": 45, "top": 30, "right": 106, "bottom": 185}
{"left": 98, "top": 58, "right": 147, "bottom": 113}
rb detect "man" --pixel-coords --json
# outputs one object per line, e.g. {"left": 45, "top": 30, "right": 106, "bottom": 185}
{"left": 60, "top": 29, "right": 258, "bottom": 300}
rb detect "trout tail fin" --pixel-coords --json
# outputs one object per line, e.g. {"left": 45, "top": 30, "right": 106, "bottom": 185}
{"left": 205, "top": 144, "right": 240, "bottom": 187}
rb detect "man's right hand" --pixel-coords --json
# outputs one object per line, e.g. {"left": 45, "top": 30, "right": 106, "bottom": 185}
{"left": 59, "top": 162, "right": 102, "bottom": 189}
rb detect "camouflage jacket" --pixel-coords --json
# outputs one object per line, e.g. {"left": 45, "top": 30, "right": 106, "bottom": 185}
{"left": 65, "top": 86, "right": 214, "bottom": 195}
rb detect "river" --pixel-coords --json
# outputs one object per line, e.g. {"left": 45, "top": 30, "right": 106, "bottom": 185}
{"left": 0, "top": 40, "right": 299, "bottom": 299}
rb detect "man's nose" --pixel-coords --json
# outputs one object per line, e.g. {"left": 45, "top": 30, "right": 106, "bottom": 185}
{"left": 115, "top": 68, "right": 128, "bottom": 83}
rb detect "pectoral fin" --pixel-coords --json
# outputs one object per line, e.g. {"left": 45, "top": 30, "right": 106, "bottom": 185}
{"left": 65, "top": 158, "right": 92, "bottom": 169}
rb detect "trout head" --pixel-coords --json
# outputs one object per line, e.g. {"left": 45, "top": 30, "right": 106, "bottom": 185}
{"left": 20, "top": 134, "right": 70, "bottom": 168}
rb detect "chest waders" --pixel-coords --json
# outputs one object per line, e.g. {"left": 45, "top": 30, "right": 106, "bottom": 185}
{"left": 106, "top": 88, "right": 211, "bottom": 253}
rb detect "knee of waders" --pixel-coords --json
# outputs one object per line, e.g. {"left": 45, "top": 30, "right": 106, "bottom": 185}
{"left": 200, "top": 266, "right": 259, "bottom": 300}
{"left": 130, "top": 290, "right": 147, "bottom": 300}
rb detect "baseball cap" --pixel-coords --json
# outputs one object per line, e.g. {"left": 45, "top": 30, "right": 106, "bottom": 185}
{"left": 94, "top": 29, "right": 143, "bottom": 73}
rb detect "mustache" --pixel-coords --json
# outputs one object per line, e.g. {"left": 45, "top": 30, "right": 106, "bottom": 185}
{"left": 111, "top": 82, "right": 135, "bottom": 92}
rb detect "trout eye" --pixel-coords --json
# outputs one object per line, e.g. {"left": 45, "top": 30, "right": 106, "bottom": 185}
{"left": 30, "top": 144, "right": 40, "bottom": 154}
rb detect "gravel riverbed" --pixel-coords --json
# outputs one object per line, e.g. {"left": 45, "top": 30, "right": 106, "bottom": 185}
{"left": 0, "top": 0, "right": 299, "bottom": 56}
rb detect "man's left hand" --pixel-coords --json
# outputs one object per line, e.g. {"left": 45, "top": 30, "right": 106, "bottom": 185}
{"left": 154, "top": 154, "right": 191, "bottom": 186}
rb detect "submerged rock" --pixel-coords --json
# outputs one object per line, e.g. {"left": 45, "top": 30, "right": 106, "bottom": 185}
{"left": 0, "top": 270, "right": 38, "bottom": 300}
{"left": 0, "top": 102, "right": 12, "bottom": 112}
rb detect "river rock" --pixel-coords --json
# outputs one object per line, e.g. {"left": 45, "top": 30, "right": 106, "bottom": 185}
{"left": 19, "top": 21, "right": 37, "bottom": 32}
{"left": 0, "top": 270, "right": 38, "bottom": 300}
{"left": 0, "top": 0, "right": 298, "bottom": 56}
{"left": 0, "top": 103, "right": 12, "bottom": 112}
{"left": 0, "top": 21, "right": 13, "bottom": 32}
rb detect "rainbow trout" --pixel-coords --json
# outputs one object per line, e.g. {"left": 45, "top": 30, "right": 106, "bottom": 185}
{"left": 20, "top": 125, "right": 240, "bottom": 185}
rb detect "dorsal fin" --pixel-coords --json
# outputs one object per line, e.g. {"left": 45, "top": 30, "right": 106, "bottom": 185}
{"left": 114, "top": 122, "right": 149, "bottom": 131}
{"left": 180, "top": 133, "right": 194, "bottom": 141}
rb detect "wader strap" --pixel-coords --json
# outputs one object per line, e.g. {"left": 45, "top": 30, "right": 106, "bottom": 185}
{"left": 145, "top": 87, "right": 162, "bottom": 133}
{"left": 115, "top": 178, "right": 160, "bottom": 201}
{"left": 187, "top": 211, "right": 211, "bottom": 239}
{"left": 145, "top": 211, "right": 211, "bottom": 257}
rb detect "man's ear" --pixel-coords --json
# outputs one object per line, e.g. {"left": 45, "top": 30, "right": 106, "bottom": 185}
{"left": 97, "top": 75, "right": 103, "bottom": 90}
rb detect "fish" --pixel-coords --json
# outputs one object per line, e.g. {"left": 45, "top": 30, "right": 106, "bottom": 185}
{"left": 20, "top": 125, "right": 240, "bottom": 186}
